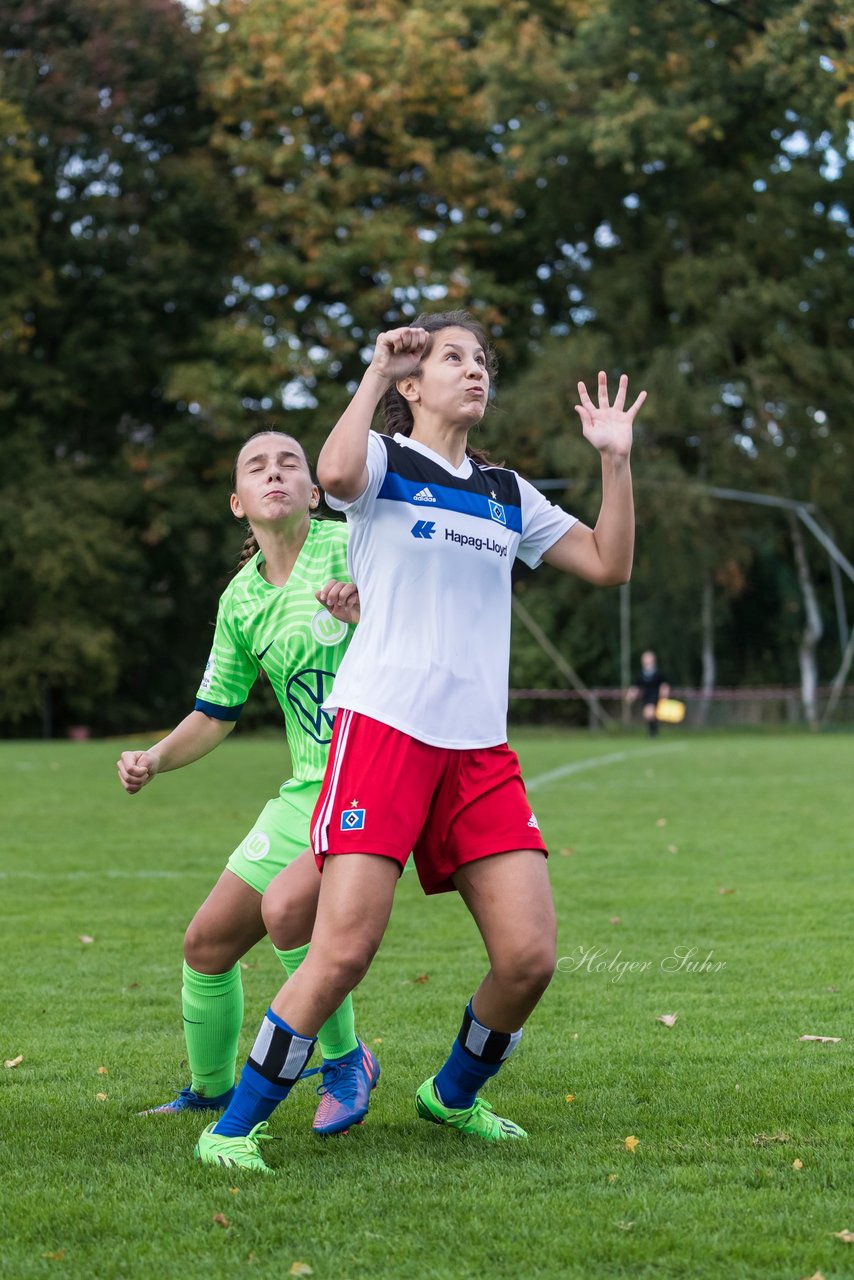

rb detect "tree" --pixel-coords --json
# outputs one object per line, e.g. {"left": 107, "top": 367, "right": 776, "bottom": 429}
{"left": 0, "top": 0, "right": 239, "bottom": 734}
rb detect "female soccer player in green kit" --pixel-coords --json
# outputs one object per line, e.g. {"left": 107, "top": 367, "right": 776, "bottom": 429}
{"left": 117, "top": 431, "right": 379, "bottom": 1135}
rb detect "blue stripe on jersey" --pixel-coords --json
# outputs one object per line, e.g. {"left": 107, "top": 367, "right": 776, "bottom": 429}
{"left": 194, "top": 698, "right": 244, "bottom": 721}
{"left": 378, "top": 471, "right": 523, "bottom": 533}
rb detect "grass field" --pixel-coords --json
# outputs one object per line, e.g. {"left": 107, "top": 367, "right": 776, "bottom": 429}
{"left": 1, "top": 729, "right": 852, "bottom": 1280}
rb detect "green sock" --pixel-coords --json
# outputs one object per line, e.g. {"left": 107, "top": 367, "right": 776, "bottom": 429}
{"left": 274, "top": 943, "right": 359, "bottom": 1060}
{"left": 181, "top": 961, "right": 243, "bottom": 1099}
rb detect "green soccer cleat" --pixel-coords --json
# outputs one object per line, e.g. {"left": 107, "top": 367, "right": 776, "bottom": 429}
{"left": 415, "top": 1077, "right": 528, "bottom": 1141}
{"left": 193, "top": 1121, "right": 275, "bottom": 1174}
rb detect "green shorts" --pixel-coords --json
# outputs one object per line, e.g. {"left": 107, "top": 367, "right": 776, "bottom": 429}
{"left": 226, "top": 779, "right": 319, "bottom": 895}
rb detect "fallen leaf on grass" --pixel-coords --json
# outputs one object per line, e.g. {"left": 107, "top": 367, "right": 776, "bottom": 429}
{"left": 229, "top": 1187, "right": 240, "bottom": 1195}
{"left": 96, "top": 1066, "right": 108, "bottom": 1075}
{"left": 609, "top": 916, "right": 621, "bottom": 926}
{"left": 826, "top": 985, "right": 838, "bottom": 993}
{"left": 798, "top": 1035, "right": 841, "bottom": 1044}
{"left": 4, "top": 1054, "right": 23, "bottom": 1069}
{"left": 95, "top": 1093, "right": 108, "bottom": 1102}
{"left": 656, "top": 1013, "right": 678, "bottom": 1028}
{"left": 802, "top": 1273, "right": 826, "bottom": 1279}
{"left": 792, "top": 1159, "right": 804, "bottom": 1170}
{"left": 560, "top": 847, "right": 574, "bottom": 857}
{"left": 126, "top": 982, "right": 140, "bottom": 990}
{"left": 371, "top": 1038, "right": 382, "bottom": 1045}
{"left": 666, "top": 844, "right": 679, "bottom": 854}
{"left": 564, "top": 1094, "right": 576, "bottom": 1103}
{"left": 656, "top": 818, "right": 667, "bottom": 827}
{"left": 42, "top": 1252, "right": 66, "bottom": 1262}
{"left": 833, "top": 1230, "right": 854, "bottom": 1244}
{"left": 608, "top": 1173, "right": 619, "bottom": 1183}
{"left": 753, "top": 1132, "right": 790, "bottom": 1146}
{"left": 289, "top": 1265, "right": 313, "bottom": 1277}
{"left": 623, "top": 1136, "right": 640, "bottom": 1153}
{"left": 616, "top": 1221, "right": 635, "bottom": 1231}
{"left": 239, "top": 961, "right": 257, "bottom": 971}
{"left": 79, "top": 935, "right": 95, "bottom": 944}
{"left": 719, "top": 888, "right": 736, "bottom": 895}
{"left": 413, "top": 974, "right": 430, "bottom": 984}
{"left": 212, "top": 1213, "right": 230, "bottom": 1229}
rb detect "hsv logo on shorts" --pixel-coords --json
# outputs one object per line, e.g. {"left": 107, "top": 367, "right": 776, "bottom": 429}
{"left": 340, "top": 807, "right": 366, "bottom": 831}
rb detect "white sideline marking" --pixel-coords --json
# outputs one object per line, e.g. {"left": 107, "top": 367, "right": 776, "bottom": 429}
{"left": 3, "top": 746, "right": 687, "bottom": 877}
{"left": 526, "top": 742, "right": 686, "bottom": 793}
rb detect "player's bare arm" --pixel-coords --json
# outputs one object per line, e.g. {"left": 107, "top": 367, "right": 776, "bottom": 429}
{"left": 542, "top": 372, "right": 645, "bottom": 587}
{"left": 116, "top": 711, "right": 234, "bottom": 794}
{"left": 317, "top": 327, "right": 430, "bottom": 502}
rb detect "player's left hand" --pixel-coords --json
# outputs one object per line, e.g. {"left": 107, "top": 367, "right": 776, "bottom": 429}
{"left": 575, "top": 372, "right": 646, "bottom": 459}
{"left": 317, "top": 579, "right": 360, "bottom": 625}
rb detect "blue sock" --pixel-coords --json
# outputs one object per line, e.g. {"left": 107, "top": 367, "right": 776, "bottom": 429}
{"left": 433, "top": 1002, "right": 523, "bottom": 1110}
{"left": 212, "top": 1062, "right": 289, "bottom": 1136}
{"left": 212, "top": 1007, "right": 315, "bottom": 1138}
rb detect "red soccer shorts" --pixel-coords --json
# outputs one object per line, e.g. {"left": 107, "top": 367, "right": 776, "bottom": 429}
{"left": 310, "top": 709, "right": 547, "bottom": 895}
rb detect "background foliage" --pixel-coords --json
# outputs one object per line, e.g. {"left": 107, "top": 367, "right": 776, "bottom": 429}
{"left": 1, "top": 0, "right": 851, "bottom": 734}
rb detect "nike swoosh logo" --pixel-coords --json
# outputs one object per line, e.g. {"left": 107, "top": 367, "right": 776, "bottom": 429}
{"left": 255, "top": 641, "right": 274, "bottom": 660}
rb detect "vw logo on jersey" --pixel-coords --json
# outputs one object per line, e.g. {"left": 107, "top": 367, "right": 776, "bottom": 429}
{"left": 310, "top": 608, "right": 348, "bottom": 647}
{"left": 286, "top": 667, "right": 337, "bottom": 743}
{"left": 488, "top": 500, "right": 506, "bottom": 526}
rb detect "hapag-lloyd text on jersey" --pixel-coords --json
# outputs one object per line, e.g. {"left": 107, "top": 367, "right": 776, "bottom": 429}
{"left": 444, "top": 527, "right": 509, "bottom": 557}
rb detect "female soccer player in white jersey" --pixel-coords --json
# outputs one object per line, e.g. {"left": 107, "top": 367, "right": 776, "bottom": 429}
{"left": 117, "top": 431, "right": 379, "bottom": 1136}
{"left": 195, "top": 313, "right": 645, "bottom": 1172}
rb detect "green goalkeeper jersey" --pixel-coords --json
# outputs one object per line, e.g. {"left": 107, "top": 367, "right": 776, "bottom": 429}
{"left": 194, "top": 519, "right": 352, "bottom": 783}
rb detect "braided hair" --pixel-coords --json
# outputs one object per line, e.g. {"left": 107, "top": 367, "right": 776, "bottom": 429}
{"left": 380, "top": 310, "right": 497, "bottom": 467}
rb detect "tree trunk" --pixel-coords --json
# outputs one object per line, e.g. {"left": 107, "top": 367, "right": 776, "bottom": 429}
{"left": 822, "top": 623, "right": 854, "bottom": 726}
{"left": 789, "top": 513, "right": 823, "bottom": 730}
{"left": 697, "top": 568, "right": 716, "bottom": 727}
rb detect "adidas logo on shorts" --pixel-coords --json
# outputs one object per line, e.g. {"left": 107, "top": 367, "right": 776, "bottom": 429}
{"left": 413, "top": 486, "right": 436, "bottom": 503}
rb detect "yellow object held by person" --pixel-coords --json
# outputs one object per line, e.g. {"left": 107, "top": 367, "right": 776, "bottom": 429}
{"left": 656, "top": 698, "right": 686, "bottom": 724}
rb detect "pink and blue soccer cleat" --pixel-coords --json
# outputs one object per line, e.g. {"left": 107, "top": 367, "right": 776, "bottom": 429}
{"left": 309, "top": 1040, "right": 380, "bottom": 1136}
{"left": 137, "top": 1084, "right": 235, "bottom": 1116}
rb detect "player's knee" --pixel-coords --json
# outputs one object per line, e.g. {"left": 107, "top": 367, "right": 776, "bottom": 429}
{"left": 183, "top": 916, "right": 218, "bottom": 970}
{"left": 494, "top": 939, "right": 556, "bottom": 999}
{"left": 325, "top": 933, "right": 381, "bottom": 992}
{"left": 262, "top": 891, "right": 305, "bottom": 949}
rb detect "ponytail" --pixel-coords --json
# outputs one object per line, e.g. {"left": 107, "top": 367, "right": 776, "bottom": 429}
{"left": 233, "top": 527, "right": 259, "bottom": 576}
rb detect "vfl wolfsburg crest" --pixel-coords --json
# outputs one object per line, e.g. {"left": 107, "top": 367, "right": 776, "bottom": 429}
{"left": 286, "top": 667, "right": 337, "bottom": 743}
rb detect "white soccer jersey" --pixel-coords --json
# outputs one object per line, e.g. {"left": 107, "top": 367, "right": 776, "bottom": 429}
{"left": 324, "top": 432, "right": 576, "bottom": 749}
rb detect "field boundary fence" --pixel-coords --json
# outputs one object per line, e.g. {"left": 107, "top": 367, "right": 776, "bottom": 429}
{"left": 508, "top": 686, "right": 854, "bottom": 730}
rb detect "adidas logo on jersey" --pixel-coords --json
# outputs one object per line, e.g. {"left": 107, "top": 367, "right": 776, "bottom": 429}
{"left": 413, "top": 486, "right": 436, "bottom": 503}
{"left": 527, "top": 813, "right": 540, "bottom": 829}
